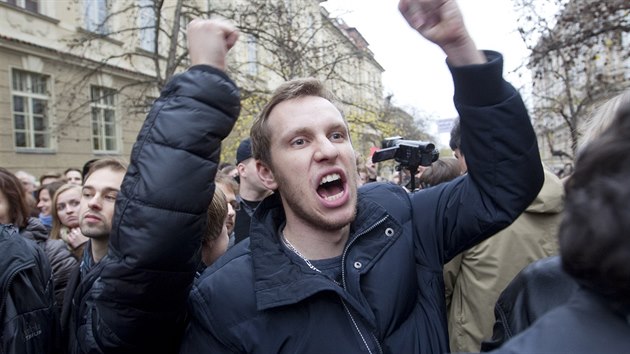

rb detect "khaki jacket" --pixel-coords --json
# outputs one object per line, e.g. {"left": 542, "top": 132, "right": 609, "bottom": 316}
{"left": 444, "top": 169, "right": 564, "bottom": 352}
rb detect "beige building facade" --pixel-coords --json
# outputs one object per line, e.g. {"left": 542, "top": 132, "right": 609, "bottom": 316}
{"left": 528, "top": 0, "right": 630, "bottom": 173}
{"left": 1, "top": 0, "right": 385, "bottom": 179}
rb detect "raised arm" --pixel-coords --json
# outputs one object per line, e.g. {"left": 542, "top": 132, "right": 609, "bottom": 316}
{"left": 88, "top": 19, "right": 241, "bottom": 352}
{"left": 400, "top": 0, "right": 544, "bottom": 259}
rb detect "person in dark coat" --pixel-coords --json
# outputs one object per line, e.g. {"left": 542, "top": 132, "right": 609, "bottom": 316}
{"left": 59, "top": 18, "right": 241, "bottom": 353}
{"left": 481, "top": 90, "right": 630, "bottom": 352}
{"left": 179, "top": 1, "right": 544, "bottom": 353}
{"left": 0, "top": 223, "right": 58, "bottom": 354}
{"left": 480, "top": 256, "right": 578, "bottom": 352}
{"left": 488, "top": 100, "right": 630, "bottom": 354}
{"left": 20, "top": 218, "right": 77, "bottom": 309}
{"left": 233, "top": 137, "right": 273, "bottom": 244}
{"left": 60, "top": 158, "right": 128, "bottom": 354}
{"left": 0, "top": 167, "right": 77, "bottom": 310}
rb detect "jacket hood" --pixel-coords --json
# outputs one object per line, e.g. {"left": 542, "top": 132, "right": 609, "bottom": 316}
{"left": 526, "top": 169, "right": 564, "bottom": 214}
{"left": 20, "top": 217, "right": 50, "bottom": 243}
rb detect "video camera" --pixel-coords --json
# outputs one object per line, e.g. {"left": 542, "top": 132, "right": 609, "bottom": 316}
{"left": 372, "top": 136, "right": 439, "bottom": 167}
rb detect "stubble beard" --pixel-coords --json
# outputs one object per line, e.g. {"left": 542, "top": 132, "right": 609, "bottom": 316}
{"left": 276, "top": 172, "right": 358, "bottom": 231}
{"left": 79, "top": 220, "right": 110, "bottom": 240}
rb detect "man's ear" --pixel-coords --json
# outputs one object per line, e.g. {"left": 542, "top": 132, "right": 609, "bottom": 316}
{"left": 256, "top": 160, "right": 278, "bottom": 190}
{"left": 236, "top": 162, "right": 246, "bottom": 177}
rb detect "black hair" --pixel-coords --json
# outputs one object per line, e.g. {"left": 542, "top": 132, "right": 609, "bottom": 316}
{"left": 449, "top": 117, "right": 461, "bottom": 152}
{"left": 81, "top": 158, "right": 100, "bottom": 179}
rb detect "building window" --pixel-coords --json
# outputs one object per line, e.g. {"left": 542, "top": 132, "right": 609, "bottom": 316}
{"left": 90, "top": 86, "right": 118, "bottom": 152}
{"left": 84, "top": 0, "right": 109, "bottom": 34}
{"left": 247, "top": 34, "right": 258, "bottom": 75}
{"left": 138, "top": 0, "right": 156, "bottom": 52}
{"left": 5, "top": 0, "right": 38, "bottom": 13}
{"left": 11, "top": 69, "right": 51, "bottom": 149}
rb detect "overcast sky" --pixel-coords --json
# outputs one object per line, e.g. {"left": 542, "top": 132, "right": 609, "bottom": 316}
{"left": 322, "top": 0, "right": 533, "bottom": 145}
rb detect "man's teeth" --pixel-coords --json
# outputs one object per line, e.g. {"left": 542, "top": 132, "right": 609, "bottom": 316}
{"left": 320, "top": 173, "right": 341, "bottom": 185}
{"left": 324, "top": 192, "right": 343, "bottom": 201}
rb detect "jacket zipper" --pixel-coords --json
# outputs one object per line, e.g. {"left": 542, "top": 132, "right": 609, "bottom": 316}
{"left": 341, "top": 298, "right": 374, "bottom": 354}
{"left": 340, "top": 215, "right": 388, "bottom": 354}
{"left": 341, "top": 215, "right": 388, "bottom": 288}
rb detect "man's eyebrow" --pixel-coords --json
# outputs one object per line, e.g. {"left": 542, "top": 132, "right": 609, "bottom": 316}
{"left": 284, "top": 127, "right": 312, "bottom": 137}
{"left": 81, "top": 186, "right": 120, "bottom": 193}
{"left": 329, "top": 123, "right": 349, "bottom": 132}
{"left": 285, "top": 122, "right": 347, "bottom": 136}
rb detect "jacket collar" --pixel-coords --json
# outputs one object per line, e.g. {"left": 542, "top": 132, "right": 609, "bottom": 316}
{"left": 250, "top": 191, "right": 392, "bottom": 310}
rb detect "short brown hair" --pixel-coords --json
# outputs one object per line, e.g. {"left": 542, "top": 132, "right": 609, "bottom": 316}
{"left": 39, "top": 171, "right": 61, "bottom": 186}
{"left": 418, "top": 157, "right": 462, "bottom": 187}
{"left": 250, "top": 78, "right": 340, "bottom": 167}
{"left": 84, "top": 158, "right": 128, "bottom": 181}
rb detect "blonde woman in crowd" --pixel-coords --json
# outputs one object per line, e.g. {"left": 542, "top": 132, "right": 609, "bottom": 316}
{"left": 50, "top": 183, "right": 89, "bottom": 260}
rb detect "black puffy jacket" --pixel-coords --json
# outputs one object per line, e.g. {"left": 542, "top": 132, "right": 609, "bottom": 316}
{"left": 62, "top": 65, "right": 240, "bottom": 353}
{"left": 181, "top": 52, "right": 544, "bottom": 354}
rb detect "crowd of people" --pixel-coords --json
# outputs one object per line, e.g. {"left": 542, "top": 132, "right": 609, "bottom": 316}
{"left": 1, "top": 0, "right": 629, "bottom": 353}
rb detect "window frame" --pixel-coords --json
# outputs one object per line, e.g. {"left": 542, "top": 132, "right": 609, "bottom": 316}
{"left": 90, "top": 85, "right": 119, "bottom": 153}
{"left": 84, "top": 0, "right": 109, "bottom": 34}
{"left": 4, "top": 0, "right": 39, "bottom": 13}
{"left": 138, "top": 0, "right": 156, "bottom": 52}
{"left": 10, "top": 68, "right": 52, "bottom": 151}
{"left": 247, "top": 34, "right": 258, "bottom": 75}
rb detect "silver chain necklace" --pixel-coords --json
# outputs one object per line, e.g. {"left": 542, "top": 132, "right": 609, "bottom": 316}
{"left": 282, "top": 231, "right": 373, "bottom": 352}
{"left": 280, "top": 230, "right": 322, "bottom": 273}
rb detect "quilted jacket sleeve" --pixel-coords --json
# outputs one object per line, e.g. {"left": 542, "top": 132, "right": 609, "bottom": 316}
{"left": 411, "top": 51, "right": 544, "bottom": 266}
{"left": 88, "top": 65, "right": 240, "bottom": 353}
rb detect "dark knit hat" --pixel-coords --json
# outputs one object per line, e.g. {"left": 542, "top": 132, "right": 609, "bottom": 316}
{"left": 236, "top": 137, "right": 253, "bottom": 164}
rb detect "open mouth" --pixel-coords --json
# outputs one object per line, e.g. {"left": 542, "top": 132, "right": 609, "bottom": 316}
{"left": 317, "top": 173, "right": 345, "bottom": 201}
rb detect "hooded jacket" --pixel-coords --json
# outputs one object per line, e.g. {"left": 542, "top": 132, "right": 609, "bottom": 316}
{"left": 444, "top": 169, "right": 564, "bottom": 352}
{"left": 181, "top": 51, "right": 544, "bottom": 354}
{"left": 61, "top": 65, "right": 240, "bottom": 353}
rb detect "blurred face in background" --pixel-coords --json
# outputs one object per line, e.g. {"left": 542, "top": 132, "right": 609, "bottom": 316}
{"left": 216, "top": 182, "right": 237, "bottom": 235}
{"left": 65, "top": 170, "right": 83, "bottom": 185}
{"left": 16, "top": 175, "right": 36, "bottom": 194}
{"left": 0, "top": 190, "right": 10, "bottom": 224}
{"left": 37, "top": 189, "right": 52, "bottom": 216}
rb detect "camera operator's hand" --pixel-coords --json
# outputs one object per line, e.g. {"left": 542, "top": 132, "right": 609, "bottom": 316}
{"left": 398, "top": 0, "right": 485, "bottom": 66}
{"left": 187, "top": 18, "right": 239, "bottom": 71}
